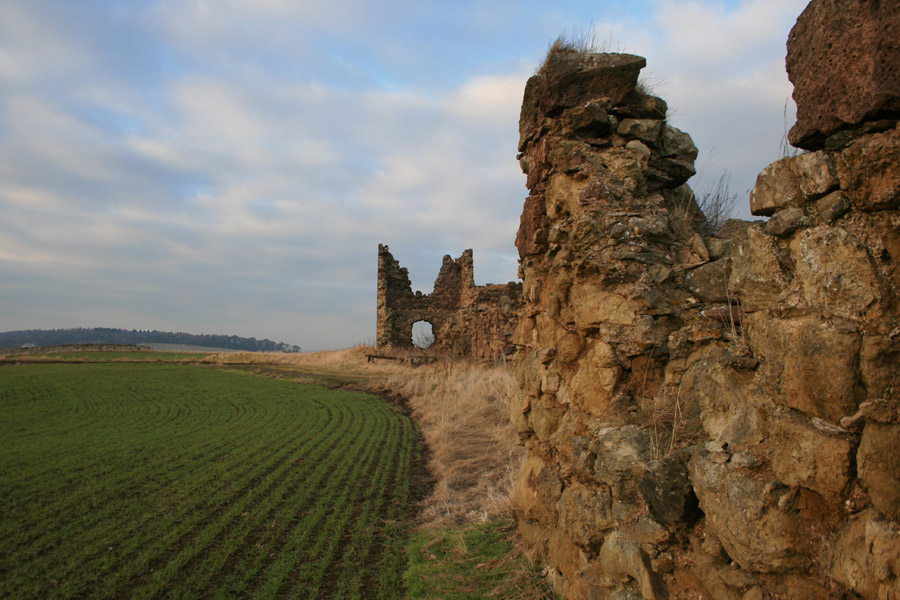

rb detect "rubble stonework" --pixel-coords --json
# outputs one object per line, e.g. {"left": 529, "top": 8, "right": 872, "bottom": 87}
{"left": 376, "top": 244, "right": 522, "bottom": 360}
{"left": 510, "top": 4, "right": 900, "bottom": 597}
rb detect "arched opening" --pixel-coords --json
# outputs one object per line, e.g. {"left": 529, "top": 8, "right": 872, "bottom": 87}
{"left": 411, "top": 320, "right": 435, "bottom": 349}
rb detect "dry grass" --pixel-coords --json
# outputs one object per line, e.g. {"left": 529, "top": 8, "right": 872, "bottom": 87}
{"left": 696, "top": 172, "right": 736, "bottom": 236}
{"left": 539, "top": 27, "right": 618, "bottom": 75}
{"left": 639, "top": 383, "right": 703, "bottom": 461}
{"left": 201, "top": 344, "right": 378, "bottom": 367}
{"left": 547, "top": 28, "right": 609, "bottom": 55}
{"left": 624, "top": 358, "right": 703, "bottom": 461}
{"left": 388, "top": 360, "right": 525, "bottom": 528}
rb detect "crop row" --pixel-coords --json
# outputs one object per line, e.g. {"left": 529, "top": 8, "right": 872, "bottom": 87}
{"left": 0, "top": 363, "right": 423, "bottom": 599}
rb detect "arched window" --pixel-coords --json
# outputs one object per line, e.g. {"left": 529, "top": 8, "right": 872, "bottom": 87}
{"left": 411, "top": 320, "right": 435, "bottom": 349}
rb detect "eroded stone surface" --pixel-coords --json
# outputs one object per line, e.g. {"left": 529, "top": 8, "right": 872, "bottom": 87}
{"left": 679, "top": 347, "right": 766, "bottom": 447}
{"left": 727, "top": 226, "right": 787, "bottom": 311}
{"left": 834, "top": 126, "right": 900, "bottom": 211}
{"left": 750, "top": 156, "right": 803, "bottom": 216}
{"left": 690, "top": 453, "right": 810, "bottom": 573}
{"left": 789, "top": 226, "right": 885, "bottom": 322}
{"left": 520, "top": 51, "right": 646, "bottom": 151}
{"left": 829, "top": 510, "right": 900, "bottom": 599}
{"left": 771, "top": 411, "right": 853, "bottom": 501}
{"left": 787, "top": 0, "right": 900, "bottom": 149}
{"left": 858, "top": 422, "right": 900, "bottom": 521}
{"left": 746, "top": 314, "right": 863, "bottom": 422}
{"left": 508, "top": 8, "right": 900, "bottom": 597}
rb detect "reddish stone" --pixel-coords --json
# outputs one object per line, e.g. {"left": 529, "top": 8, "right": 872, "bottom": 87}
{"left": 786, "top": 0, "right": 900, "bottom": 149}
{"left": 516, "top": 194, "right": 549, "bottom": 259}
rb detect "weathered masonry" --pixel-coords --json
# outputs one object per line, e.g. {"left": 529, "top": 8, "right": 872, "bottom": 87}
{"left": 510, "top": 1, "right": 900, "bottom": 598}
{"left": 376, "top": 244, "right": 523, "bottom": 361}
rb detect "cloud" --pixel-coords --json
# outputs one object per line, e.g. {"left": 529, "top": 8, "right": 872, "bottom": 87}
{"left": 1, "top": 0, "right": 812, "bottom": 349}
{"left": 611, "top": 0, "right": 809, "bottom": 212}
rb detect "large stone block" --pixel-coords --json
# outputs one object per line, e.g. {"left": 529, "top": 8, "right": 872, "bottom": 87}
{"left": 658, "top": 125, "right": 697, "bottom": 161}
{"left": 548, "top": 528, "right": 583, "bottom": 581}
{"left": 592, "top": 427, "right": 652, "bottom": 510}
{"left": 861, "top": 335, "right": 900, "bottom": 401}
{"left": 570, "top": 340, "right": 621, "bottom": 416}
{"left": 557, "top": 482, "right": 615, "bottom": 547}
{"left": 792, "top": 150, "right": 839, "bottom": 198}
{"left": 591, "top": 530, "right": 669, "bottom": 600}
{"left": 516, "top": 194, "right": 550, "bottom": 258}
{"left": 684, "top": 258, "right": 729, "bottom": 303}
{"left": 835, "top": 126, "right": 900, "bottom": 211}
{"left": 727, "top": 226, "right": 787, "bottom": 311}
{"left": 690, "top": 453, "right": 810, "bottom": 573}
{"left": 745, "top": 314, "right": 863, "bottom": 423}
{"left": 771, "top": 412, "right": 853, "bottom": 502}
{"left": 829, "top": 509, "right": 900, "bottom": 599}
{"left": 680, "top": 348, "right": 765, "bottom": 448}
{"left": 790, "top": 225, "right": 885, "bottom": 322}
{"left": 570, "top": 283, "right": 637, "bottom": 330}
{"left": 617, "top": 118, "right": 664, "bottom": 144}
{"left": 639, "top": 451, "right": 698, "bottom": 527}
{"left": 749, "top": 151, "right": 839, "bottom": 217}
{"left": 513, "top": 454, "right": 562, "bottom": 524}
{"left": 786, "top": 0, "right": 900, "bottom": 149}
{"left": 857, "top": 422, "right": 900, "bottom": 521}
{"left": 749, "top": 156, "right": 803, "bottom": 216}
{"left": 529, "top": 395, "right": 561, "bottom": 442}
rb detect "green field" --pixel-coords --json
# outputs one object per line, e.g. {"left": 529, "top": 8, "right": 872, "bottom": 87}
{"left": 0, "top": 362, "right": 425, "bottom": 599}
{"left": 2, "top": 350, "right": 213, "bottom": 362}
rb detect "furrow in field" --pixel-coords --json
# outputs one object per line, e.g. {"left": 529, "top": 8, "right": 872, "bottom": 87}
{"left": 232, "top": 403, "right": 383, "bottom": 598}
{"left": 1, "top": 370, "right": 338, "bottom": 600}
{"left": 176, "top": 401, "right": 380, "bottom": 598}
{"left": 322, "top": 410, "right": 404, "bottom": 599}
{"left": 42, "top": 404, "right": 341, "bottom": 600}
{"left": 2, "top": 394, "right": 325, "bottom": 561}
{"left": 264, "top": 404, "right": 393, "bottom": 599}
{"left": 6, "top": 425, "right": 307, "bottom": 600}
{"left": 125, "top": 397, "right": 358, "bottom": 599}
{"left": 1, "top": 370, "right": 332, "bottom": 536}
{"left": 0, "top": 364, "right": 423, "bottom": 600}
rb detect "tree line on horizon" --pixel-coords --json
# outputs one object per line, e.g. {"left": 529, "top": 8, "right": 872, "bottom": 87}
{"left": 0, "top": 327, "right": 301, "bottom": 353}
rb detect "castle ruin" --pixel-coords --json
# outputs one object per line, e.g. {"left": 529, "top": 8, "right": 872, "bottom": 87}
{"left": 376, "top": 244, "right": 523, "bottom": 361}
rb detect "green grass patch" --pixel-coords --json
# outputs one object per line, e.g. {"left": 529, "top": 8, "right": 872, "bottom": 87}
{"left": 0, "top": 363, "right": 426, "bottom": 599}
{"left": 404, "top": 520, "right": 554, "bottom": 600}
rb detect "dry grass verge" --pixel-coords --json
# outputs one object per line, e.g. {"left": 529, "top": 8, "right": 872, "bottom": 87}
{"left": 388, "top": 359, "right": 525, "bottom": 528}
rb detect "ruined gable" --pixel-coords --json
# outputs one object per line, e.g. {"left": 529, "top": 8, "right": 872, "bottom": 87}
{"left": 376, "top": 244, "right": 523, "bottom": 361}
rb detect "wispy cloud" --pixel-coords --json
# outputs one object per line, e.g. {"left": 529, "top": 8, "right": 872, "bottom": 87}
{"left": 1, "top": 0, "right": 808, "bottom": 349}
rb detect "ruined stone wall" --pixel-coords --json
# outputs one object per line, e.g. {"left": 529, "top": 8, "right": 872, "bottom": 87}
{"left": 376, "top": 244, "right": 522, "bottom": 361}
{"left": 510, "top": 2, "right": 900, "bottom": 599}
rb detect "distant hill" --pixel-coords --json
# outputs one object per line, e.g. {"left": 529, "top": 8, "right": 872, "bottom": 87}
{"left": 0, "top": 328, "right": 301, "bottom": 353}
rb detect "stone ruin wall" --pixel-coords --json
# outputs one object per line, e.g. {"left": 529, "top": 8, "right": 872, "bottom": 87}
{"left": 510, "top": 1, "right": 900, "bottom": 599}
{"left": 376, "top": 244, "right": 523, "bottom": 361}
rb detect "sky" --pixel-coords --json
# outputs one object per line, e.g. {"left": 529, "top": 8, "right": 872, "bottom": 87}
{"left": 1, "top": 0, "right": 810, "bottom": 350}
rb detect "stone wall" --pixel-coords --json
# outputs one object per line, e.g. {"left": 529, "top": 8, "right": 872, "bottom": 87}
{"left": 376, "top": 244, "right": 522, "bottom": 361}
{"left": 510, "top": 3, "right": 900, "bottom": 598}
